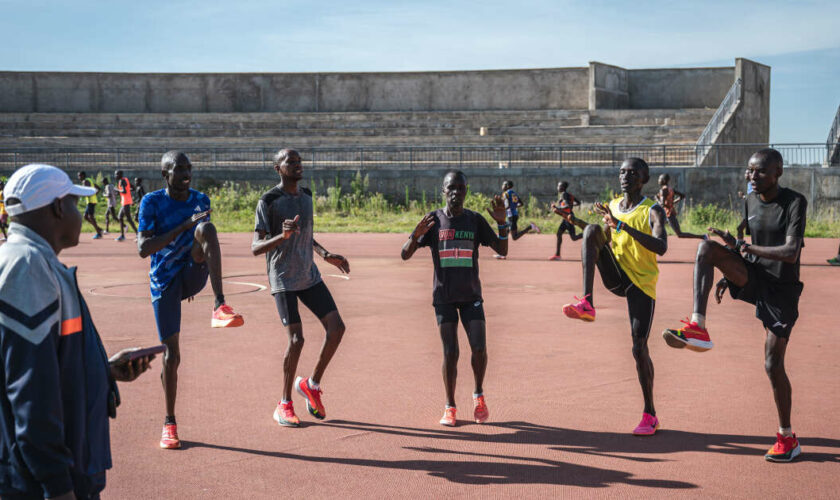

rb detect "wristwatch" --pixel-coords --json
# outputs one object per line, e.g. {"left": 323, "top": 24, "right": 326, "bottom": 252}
{"left": 734, "top": 239, "right": 750, "bottom": 253}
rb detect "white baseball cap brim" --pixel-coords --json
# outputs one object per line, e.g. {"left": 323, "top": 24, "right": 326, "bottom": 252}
{"left": 4, "top": 164, "right": 97, "bottom": 216}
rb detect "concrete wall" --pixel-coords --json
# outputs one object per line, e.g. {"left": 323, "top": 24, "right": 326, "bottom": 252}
{"left": 0, "top": 62, "right": 744, "bottom": 114}
{"left": 628, "top": 68, "right": 733, "bottom": 109}
{"left": 702, "top": 58, "right": 772, "bottom": 167}
{"left": 588, "top": 63, "right": 733, "bottom": 110}
{"left": 0, "top": 69, "right": 589, "bottom": 113}
{"left": 33, "top": 165, "right": 838, "bottom": 213}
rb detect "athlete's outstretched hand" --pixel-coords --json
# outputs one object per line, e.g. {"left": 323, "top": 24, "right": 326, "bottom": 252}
{"left": 487, "top": 195, "right": 506, "bottom": 224}
{"left": 282, "top": 215, "right": 301, "bottom": 239}
{"left": 325, "top": 253, "right": 350, "bottom": 274}
{"left": 593, "top": 202, "right": 617, "bottom": 229}
{"left": 714, "top": 277, "right": 728, "bottom": 304}
{"left": 708, "top": 227, "right": 736, "bottom": 248}
{"left": 411, "top": 213, "right": 436, "bottom": 239}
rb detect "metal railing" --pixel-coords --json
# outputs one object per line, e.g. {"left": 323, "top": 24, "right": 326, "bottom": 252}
{"left": 828, "top": 103, "right": 840, "bottom": 166}
{"left": 696, "top": 78, "right": 742, "bottom": 150}
{"left": 0, "top": 143, "right": 836, "bottom": 172}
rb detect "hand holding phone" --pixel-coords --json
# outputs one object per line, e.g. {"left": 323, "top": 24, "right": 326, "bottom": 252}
{"left": 109, "top": 346, "right": 162, "bottom": 382}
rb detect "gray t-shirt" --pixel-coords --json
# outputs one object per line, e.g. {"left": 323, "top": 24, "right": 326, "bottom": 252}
{"left": 254, "top": 185, "right": 321, "bottom": 293}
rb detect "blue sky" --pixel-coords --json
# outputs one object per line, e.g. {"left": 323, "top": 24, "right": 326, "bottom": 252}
{"left": 1, "top": 0, "right": 838, "bottom": 142}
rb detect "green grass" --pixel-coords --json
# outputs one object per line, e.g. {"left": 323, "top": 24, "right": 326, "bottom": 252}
{"left": 83, "top": 176, "right": 839, "bottom": 238}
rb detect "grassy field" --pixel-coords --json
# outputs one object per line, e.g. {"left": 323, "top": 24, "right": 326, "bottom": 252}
{"left": 200, "top": 180, "right": 840, "bottom": 238}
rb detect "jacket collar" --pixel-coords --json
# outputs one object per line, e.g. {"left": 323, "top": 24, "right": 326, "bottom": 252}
{"left": 7, "top": 222, "right": 60, "bottom": 264}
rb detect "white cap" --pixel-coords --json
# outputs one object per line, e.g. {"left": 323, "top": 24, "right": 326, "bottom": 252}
{"left": 3, "top": 164, "right": 97, "bottom": 216}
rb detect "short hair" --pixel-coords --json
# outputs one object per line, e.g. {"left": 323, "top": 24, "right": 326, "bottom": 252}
{"left": 659, "top": 173, "right": 670, "bottom": 184}
{"left": 161, "top": 150, "right": 191, "bottom": 172}
{"left": 79, "top": 171, "right": 87, "bottom": 177}
{"left": 624, "top": 157, "right": 650, "bottom": 182}
{"left": 751, "top": 148, "right": 784, "bottom": 168}
{"left": 443, "top": 170, "right": 467, "bottom": 187}
{"left": 558, "top": 181, "right": 569, "bottom": 190}
{"left": 503, "top": 179, "right": 513, "bottom": 188}
{"left": 273, "top": 148, "right": 298, "bottom": 166}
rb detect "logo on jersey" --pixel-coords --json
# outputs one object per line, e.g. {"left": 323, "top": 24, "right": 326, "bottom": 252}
{"left": 438, "top": 229, "right": 475, "bottom": 268}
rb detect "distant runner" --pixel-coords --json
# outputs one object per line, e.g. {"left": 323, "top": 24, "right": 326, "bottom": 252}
{"left": 495, "top": 180, "right": 539, "bottom": 259}
{"left": 77, "top": 171, "right": 104, "bottom": 239}
{"left": 656, "top": 174, "right": 705, "bottom": 239}
{"left": 549, "top": 181, "right": 582, "bottom": 260}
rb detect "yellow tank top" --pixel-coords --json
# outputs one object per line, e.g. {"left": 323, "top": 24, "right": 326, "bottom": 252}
{"left": 0, "top": 192, "right": 6, "bottom": 216}
{"left": 82, "top": 180, "right": 96, "bottom": 205}
{"left": 609, "top": 196, "right": 659, "bottom": 300}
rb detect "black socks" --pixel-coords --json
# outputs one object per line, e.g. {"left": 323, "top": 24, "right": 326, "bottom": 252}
{"left": 214, "top": 294, "right": 225, "bottom": 309}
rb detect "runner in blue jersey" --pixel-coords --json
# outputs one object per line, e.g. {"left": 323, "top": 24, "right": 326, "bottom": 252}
{"left": 495, "top": 180, "right": 539, "bottom": 259}
{"left": 137, "top": 150, "right": 244, "bottom": 450}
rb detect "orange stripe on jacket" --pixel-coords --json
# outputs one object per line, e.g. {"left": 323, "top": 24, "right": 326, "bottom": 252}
{"left": 61, "top": 317, "right": 82, "bottom": 336}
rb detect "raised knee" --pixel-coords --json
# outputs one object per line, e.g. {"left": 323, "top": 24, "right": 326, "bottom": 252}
{"left": 195, "top": 221, "right": 217, "bottom": 239}
{"left": 583, "top": 224, "right": 601, "bottom": 240}
{"left": 695, "top": 239, "right": 717, "bottom": 262}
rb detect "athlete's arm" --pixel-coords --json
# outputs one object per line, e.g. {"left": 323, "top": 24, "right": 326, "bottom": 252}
{"left": 116, "top": 179, "right": 126, "bottom": 194}
{"left": 597, "top": 202, "right": 667, "bottom": 256}
{"left": 402, "top": 213, "right": 435, "bottom": 260}
{"left": 137, "top": 210, "right": 210, "bottom": 258}
{"left": 251, "top": 215, "right": 299, "bottom": 256}
{"left": 736, "top": 218, "right": 747, "bottom": 240}
{"left": 485, "top": 194, "right": 509, "bottom": 256}
{"left": 742, "top": 235, "right": 803, "bottom": 264}
{"left": 313, "top": 239, "right": 350, "bottom": 273}
{"left": 673, "top": 190, "right": 685, "bottom": 203}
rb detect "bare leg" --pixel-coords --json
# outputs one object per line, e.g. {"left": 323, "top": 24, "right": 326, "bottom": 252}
{"left": 161, "top": 333, "right": 181, "bottom": 418}
{"left": 465, "top": 320, "right": 487, "bottom": 395}
{"left": 669, "top": 214, "right": 705, "bottom": 239}
{"left": 124, "top": 206, "right": 138, "bottom": 233}
{"left": 439, "top": 323, "right": 459, "bottom": 407}
{"left": 765, "top": 332, "right": 791, "bottom": 428}
{"left": 191, "top": 222, "right": 225, "bottom": 301}
{"left": 105, "top": 207, "right": 112, "bottom": 232}
{"left": 282, "top": 324, "right": 305, "bottom": 401}
{"left": 628, "top": 288, "right": 656, "bottom": 415}
{"left": 692, "top": 240, "right": 749, "bottom": 316}
{"left": 85, "top": 213, "right": 103, "bottom": 235}
{"left": 580, "top": 224, "right": 608, "bottom": 307}
{"left": 310, "top": 311, "right": 346, "bottom": 384}
{"left": 555, "top": 227, "right": 563, "bottom": 257}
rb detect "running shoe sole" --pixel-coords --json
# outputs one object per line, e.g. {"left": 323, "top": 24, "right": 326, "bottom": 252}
{"left": 765, "top": 443, "right": 801, "bottom": 462}
{"left": 295, "top": 376, "right": 325, "bottom": 419}
{"left": 160, "top": 441, "right": 181, "bottom": 449}
{"left": 211, "top": 316, "right": 245, "bottom": 328}
{"left": 440, "top": 417, "right": 457, "bottom": 427}
{"left": 662, "top": 329, "right": 712, "bottom": 352}
{"left": 563, "top": 304, "right": 594, "bottom": 322}
{"left": 273, "top": 407, "right": 301, "bottom": 427}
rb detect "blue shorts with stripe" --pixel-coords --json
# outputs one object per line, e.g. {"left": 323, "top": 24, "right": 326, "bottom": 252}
{"left": 152, "top": 259, "right": 209, "bottom": 341}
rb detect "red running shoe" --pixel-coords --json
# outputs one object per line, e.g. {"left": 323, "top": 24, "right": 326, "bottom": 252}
{"left": 439, "top": 407, "right": 457, "bottom": 427}
{"left": 549, "top": 255, "right": 562, "bottom": 261}
{"left": 159, "top": 423, "right": 181, "bottom": 449}
{"left": 211, "top": 304, "right": 244, "bottom": 328}
{"left": 273, "top": 401, "right": 301, "bottom": 427}
{"left": 473, "top": 396, "right": 489, "bottom": 424}
{"left": 662, "top": 319, "right": 713, "bottom": 352}
{"left": 765, "top": 433, "right": 801, "bottom": 462}
{"left": 562, "top": 295, "right": 595, "bottom": 322}
{"left": 295, "top": 376, "right": 325, "bottom": 419}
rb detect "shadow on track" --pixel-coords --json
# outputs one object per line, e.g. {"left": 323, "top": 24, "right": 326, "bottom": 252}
{"left": 185, "top": 440, "right": 696, "bottom": 489}
{"left": 318, "top": 420, "right": 840, "bottom": 463}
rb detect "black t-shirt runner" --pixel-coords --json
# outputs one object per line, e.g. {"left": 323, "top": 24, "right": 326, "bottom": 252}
{"left": 417, "top": 208, "right": 497, "bottom": 305}
{"left": 743, "top": 187, "right": 807, "bottom": 283}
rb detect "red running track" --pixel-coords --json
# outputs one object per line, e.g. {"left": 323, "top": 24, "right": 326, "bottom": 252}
{"left": 60, "top": 233, "right": 840, "bottom": 498}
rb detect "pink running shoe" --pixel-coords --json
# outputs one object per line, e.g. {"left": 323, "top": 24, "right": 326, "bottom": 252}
{"left": 549, "top": 255, "right": 562, "bottom": 261}
{"left": 632, "top": 413, "right": 659, "bottom": 436}
{"left": 562, "top": 295, "right": 595, "bottom": 322}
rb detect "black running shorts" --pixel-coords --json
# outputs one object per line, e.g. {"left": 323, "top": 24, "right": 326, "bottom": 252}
{"left": 273, "top": 281, "right": 338, "bottom": 327}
